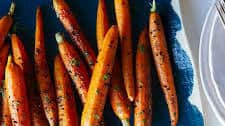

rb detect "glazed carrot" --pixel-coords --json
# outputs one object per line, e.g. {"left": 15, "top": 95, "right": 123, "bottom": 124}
{"left": 96, "top": 0, "right": 110, "bottom": 51}
{"left": 135, "top": 28, "right": 152, "bottom": 126}
{"left": 35, "top": 7, "right": 58, "bottom": 126}
{"left": 54, "top": 55, "right": 79, "bottom": 126}
{"left": 11, "top": 34, "right": 49, "bottom": 126}
{"left": 0, "top": 43, "right": 10, "bottom": 87}
{"left": 114, "top": 0, "right": 135, "bottom": 102}
{"left": 109, "top": 60, "right": 131, "bottom": 126}
{"left": 55, "top": 33, "right": 90, "bottom": 104}
{"left": 5, "top": 55, "right": 31, "bottom": 126}
{"left": 1, "top": 82, "right": 12, "bottom": 126}
{"left": 0, "top": 2, "right": 15, "bottom": 48}
{"left": 81, "top": 25, "right": 118, "bottom": 126}
{"left": 149, "top": 1, "right": 178, "bottom": 126}
{"left": 53, "top": 0, "right": 96, "bottom": 71}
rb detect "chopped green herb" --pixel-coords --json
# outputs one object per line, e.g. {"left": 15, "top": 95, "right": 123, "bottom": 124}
{"left": 103, "top": 73, "right": 111, "bottom": 81}
{"left": 113, "top": 85, "right": 121, "bottom": 91}
{"left": 116, "top": 103, "right": 121, "bottom": 107}
{"left": 142, "top": 119, "right": 146, "bottom": 124}
{"left": 89, "top": 61, "right": 94, "bottom": 66}
{"left": 83, "top": 51, "right": 89, "bottom": 57}
{"left": 70, "top": 58, "right": 80, "bottom": 66}
{"left": 94, "top": 114, "right": 100, "bottom": 120}
{"left": 138, "top": 44, "right": 145, "bottom": 53}
{"left": 96, "top": 89, "right": 101, "bottom": 95}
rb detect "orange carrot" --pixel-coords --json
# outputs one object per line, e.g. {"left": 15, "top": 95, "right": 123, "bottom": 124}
{"left": 0, "top": 2, "right": 15, "bottom": 48}
{"left": 149, "top": 1, "right": 178, "bottom": 126}
{"left": 53, "top": 0, "right": 96, "bottom": 71}
{"left": 81, "top": 25, "right": 118, "bottom": 126}
{"left": 55, "top": 33, "right": 90, "bottom": 104}
{"left": 96, "top": 0, "right": 110, "bottom": 51}
{"left": 135, "top": 28, "right": 152, "bottom": 126}
{"left": 5, "top": 55, "right": 31, "bottom": 126}
{"left": 11, "top": 34, "right": 49, "bottom": 126}
{"left": 35, "top": 7, "right": 58, "bottom": 126}
{"left": 109, "top": 60, "right": 131, "bottom": 126}
{"left": 54, "top": 55, "right": 79, "bottom": 126}
{"left": 1, "top": 81, "right": 12, "bottom": 126}
{"left": 0, "top": 43, "right": 10, "bottom": 87}
{"left": 114, "top": 0, "right": 135, "bottom": 102}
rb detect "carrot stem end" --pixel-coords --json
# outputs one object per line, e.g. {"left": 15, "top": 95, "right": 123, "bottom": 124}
{"left": 8, "top": 2, "right": 16, "bottom": 16}
{"left": 150, "top": 0, "right": 156, "bottom": 12}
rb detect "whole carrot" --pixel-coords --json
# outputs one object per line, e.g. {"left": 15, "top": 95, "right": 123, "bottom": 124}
{"left": 114, "top": 0, "right": 135, "bottom": 102}
{"left": 149, "top": 1, "right": 178, "bottom": 126}
{"left": 96, "top": 0, "right": 110, "bottom": 51}
{"left": 5, "top": 55, "right": 31, "bottom": 126}
{"left": 81, "top": 25, "right": 118, "bottom": 126}
{"left": 35, "top": 7, "right": 58, "bottom": 126}
{"left": 0, "top": 2, "right": 15, "bottom": 48}
{"left": 0, "top": 43, "right": 10, "bottom": 87}
{"left": 135, "top": 28, "right": 152, "bottom": 126}
{"left": 109, "top": 60, "right": 131, "bottom": 126}
{"left": 54, "top": 55, "right": 79, "bottom": 126}
{"left": 1, "top": 82, "right": 12, "bottom": 126}
{"left": 55, "top": 33, "right": 90, "bottom": 104}
{"left": 53, "top": 0, "right": 96, "bottom": 71}
{"left": 11, "top": 34, "right": 49, "bottom": 126}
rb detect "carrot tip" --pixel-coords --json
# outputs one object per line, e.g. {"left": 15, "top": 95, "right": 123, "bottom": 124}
{"left": 55, "top": 32, "right": 64, "bottom": 44}
{"left": 8, "top": 2, "right": 16, "bottom": 16}
{"left": 121, "top": 119, "right": 130, "bottom": 126}
{"left": 150, "top": 0, "right": 156, "bottom": 12}
{"left": 7, "top": 55, "right": 13, "bottom": 64}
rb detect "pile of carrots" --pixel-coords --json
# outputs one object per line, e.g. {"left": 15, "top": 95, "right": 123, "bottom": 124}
{"left": 0, "top": 0, "right": 178, "bottom": 126}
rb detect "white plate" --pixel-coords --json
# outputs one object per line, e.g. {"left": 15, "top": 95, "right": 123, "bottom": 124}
{"left": 200, "top": 1, "right": 225, "bottom": 125}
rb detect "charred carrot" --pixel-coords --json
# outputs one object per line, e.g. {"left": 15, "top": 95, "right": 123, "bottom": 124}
{"left": 11, "top": 34, "right": 49, "bottom": 126}
{"left": 55, "top": 33, "right": 90, "bottom": 104}
{"left": 96, "top": 0, "right": 110, "bottom": 51}
{"left": 1, "top": 82, "right": 12, "bottom": 126}
{"left": 109, "top": 60, "right": 131, "bottom": 126}
{"left": 0, "top": 43, "right": 10, "bottom": 87}
{"left": 135, "top": 28, "right": 152, "bottom": 126}
{"left": 5, "top": 55, "right": 31, "bottom": 126}
{"left": 81, "top": 25, "right": 118, "bottom": 126}
{"left": 0, "top": 2, "right": 15, "bottom": 48}
{"left": 35, "top": 7, "right": 58, "bottom": 126}
{"left": 53, "top": 0, "right": 96, "bottom": 71}
{"left": 149, "top": 1, "right": 178, "bottom": 126}
{"left": 114, "top": 0, "right": 135, "bottom": 102}
{"left": 54, "top": 55, "right": 79, "bottom": 126}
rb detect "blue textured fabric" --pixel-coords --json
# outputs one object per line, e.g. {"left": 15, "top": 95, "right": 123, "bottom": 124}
{"left": 0, "top": 0, "right": 203, "bottom": 126}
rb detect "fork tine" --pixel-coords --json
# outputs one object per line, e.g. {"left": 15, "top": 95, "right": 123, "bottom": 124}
{"left": 216, "top": 0, "right": 225, "bottom": 26}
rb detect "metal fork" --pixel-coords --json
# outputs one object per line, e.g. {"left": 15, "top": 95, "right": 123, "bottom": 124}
{"left": 216, "top": 0, "right": 225, "bottom": 26}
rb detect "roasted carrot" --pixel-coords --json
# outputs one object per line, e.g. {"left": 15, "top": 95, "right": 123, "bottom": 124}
{"left": 96, "top": 0, "right": 110, "bottom": 51}
{"left": 54, "top": 55, "right": 79, "bottom": 126}
{"left": 5, "top": 55, "right": 31, "bottom": 126}
{"left": 55, "top": 33, "right": 90, "bottom": 104}
{"left": 81, "top": 25, "right": 118, "bottom": 126}
{"left": 11, "top": 34, "right": 49, "bottom": 126}
{"left": 114, "top": 0, "right": 135, "bottom": 102}
{"left": 109, "top": 60, "right": 131, "bottom": 126}
{"left": 0, "top": 43, "right": 10, "bottom": 87}
{"left": 135, "top": 28, "right": 152, "bottom": 126}
{"left": 149, "top": 1, "right": 178, "bottom": 126}
{"left": 35, "top": 7, "right": 58, "bottom": 126}
{"left": 0, "top": 2, "right": 15, "bottom": 48}
{"left": 53, "top": 0, "right": 96, "bottom": 71}
{"left": 1, "top": 82, "right": 12, "bottom": 126}
{"left": 97, "top": 1, "right": 131, "bottom": 125}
